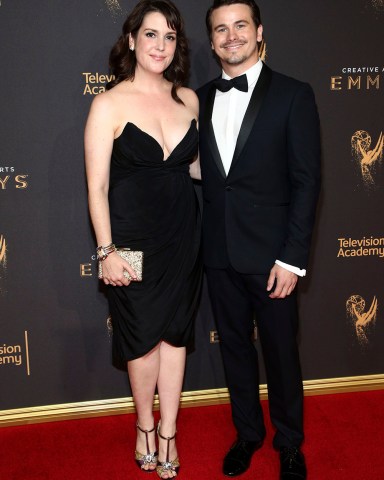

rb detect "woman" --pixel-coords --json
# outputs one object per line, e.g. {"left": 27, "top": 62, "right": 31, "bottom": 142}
{"left": 84, "top": 1, "right": 201, "bottom": 478}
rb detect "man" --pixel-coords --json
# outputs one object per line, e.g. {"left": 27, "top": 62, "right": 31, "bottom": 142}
{"left": 197, "top": 1, "right": 321, "bottom": 478}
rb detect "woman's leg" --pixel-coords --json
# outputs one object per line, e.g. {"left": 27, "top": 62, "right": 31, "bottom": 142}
{"left": 128, "top": 344, "right": 161, "bottom": 470}
{"left": 156, "top": 342, "right": 186, "bottom": 478}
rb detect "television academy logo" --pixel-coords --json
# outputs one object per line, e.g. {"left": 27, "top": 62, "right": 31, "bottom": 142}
{"left": 82, "top": 73, "right": 115, "bottom": 96}
{"left": 351, "top": 130, "right": 384, "bottom": 186}
{"left": 0, "top": 333, "right": 31, "bottom": 375}
{"left": 0, "top": 344, "right": 22, "bottom": 367}
{"left": 337, "top": 236, "right": 384, "bottom": 259}
{"left": 346, "top": 295, "right": 378, "bottom": 345}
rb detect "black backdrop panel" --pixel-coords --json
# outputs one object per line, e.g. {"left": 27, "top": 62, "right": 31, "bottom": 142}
{"left": 1, "top": 0, "right": 383, "bottom": 410}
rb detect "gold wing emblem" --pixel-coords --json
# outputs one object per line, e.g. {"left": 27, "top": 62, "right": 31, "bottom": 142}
{"left": 358, "top": 132, "right": 384, "bottom": 166}
{"left": 352, "top": 130, "right": 384, "bottom": 185}
{"left": 104, "top": 0, "right": 123, "bottom": 17}
{"left": 259, "top": 40, "right": 267, "bottom": 62}
{"left": 0, "top": 235, "right": 7, "bottom": 264}
{"left": 350, "top": 296, "right": 378, "bottom": 344}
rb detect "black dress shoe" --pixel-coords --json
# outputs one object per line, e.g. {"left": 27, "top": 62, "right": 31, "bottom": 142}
{"left": 280, "top": 447, "right": 307, "bottom": 479}
{"left": 223, "top": 439, "right": 263, "bottom": 477}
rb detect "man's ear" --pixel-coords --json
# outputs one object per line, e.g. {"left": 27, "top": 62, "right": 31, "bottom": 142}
{"left": 256, "top": 24, "right": 263, "bottom": 43}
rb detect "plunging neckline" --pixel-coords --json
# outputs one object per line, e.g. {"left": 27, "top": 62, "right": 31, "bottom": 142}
{"left": 116, "top": 119, "right": 196, "bottom": 162}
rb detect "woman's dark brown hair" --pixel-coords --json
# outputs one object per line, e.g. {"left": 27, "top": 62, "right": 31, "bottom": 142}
{"left": 106, "top": 0, "right": 189, "bottom": 104}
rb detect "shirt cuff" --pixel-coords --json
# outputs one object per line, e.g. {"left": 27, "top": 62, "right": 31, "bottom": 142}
{"left": 275, "top": 260, "right": 306, "bottom": 277}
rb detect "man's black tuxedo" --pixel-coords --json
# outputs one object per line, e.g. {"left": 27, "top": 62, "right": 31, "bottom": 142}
{"left": 197, "top": 64, "right": 321, "bottom": 274}
{"left": 197, "top": 64, "right": 321, "bottom": 448}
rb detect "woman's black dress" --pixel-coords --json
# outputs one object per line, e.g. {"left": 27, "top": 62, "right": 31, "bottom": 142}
{"left": 107, "top": 119, "right": 201, "bottom": 363}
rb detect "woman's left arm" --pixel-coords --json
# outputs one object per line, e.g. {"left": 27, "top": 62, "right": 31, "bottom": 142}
{"left": 179, "top": 87, "right": 201, "bottom": 180}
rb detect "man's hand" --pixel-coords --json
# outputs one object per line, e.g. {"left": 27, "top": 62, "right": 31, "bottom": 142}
{"left": 267, "top": 264, "right": 298, "bottom": 299}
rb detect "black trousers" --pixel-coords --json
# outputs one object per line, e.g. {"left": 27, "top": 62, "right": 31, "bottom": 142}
{"left": 206, "top": 266, "right": 304, "bottom": 449}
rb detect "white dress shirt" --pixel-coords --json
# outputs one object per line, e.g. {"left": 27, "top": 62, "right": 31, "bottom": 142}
{"left": 211, "top": 59, "right": 306, "bottom": 277}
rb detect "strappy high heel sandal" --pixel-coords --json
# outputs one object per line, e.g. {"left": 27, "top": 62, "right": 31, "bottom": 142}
{"left": 135, "top": 422, "right": 158, "bottom": 473}
{"left": 156, "top": 424, "right": 180, "bottom": 478}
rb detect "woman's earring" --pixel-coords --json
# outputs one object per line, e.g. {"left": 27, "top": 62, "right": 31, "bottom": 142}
{"left": 130, "top": 45, "right": 134, "bottom": 51}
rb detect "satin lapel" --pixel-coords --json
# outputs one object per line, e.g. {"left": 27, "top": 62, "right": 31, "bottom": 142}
{"left": 202, "top": 82, "right": 226, "bottom": 178}
{"left": 229, "top": 64, "right": 273, "bottom": 174}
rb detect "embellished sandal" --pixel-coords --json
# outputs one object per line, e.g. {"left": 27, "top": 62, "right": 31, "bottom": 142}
{"left": 156, "top": 424, "right": 180, "bottom": 478}
{"left": 135, "top": 422, "right": 158, "bottom": 473}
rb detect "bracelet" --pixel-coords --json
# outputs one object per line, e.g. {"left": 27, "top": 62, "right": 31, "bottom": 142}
{"left": 96, "top": 243, "right": 116, "bottom": 261}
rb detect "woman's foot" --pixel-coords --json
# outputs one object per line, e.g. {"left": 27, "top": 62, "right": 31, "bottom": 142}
{"left": 156, "top": 422, "right": 180, "bottom": 478}
{"left": 135, "top": 421, "right": 158, "bottom": 472}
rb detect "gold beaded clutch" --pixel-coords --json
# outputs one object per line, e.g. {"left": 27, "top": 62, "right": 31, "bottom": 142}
{"left": 98, "top": 248, "right": 143, "bottom": 281}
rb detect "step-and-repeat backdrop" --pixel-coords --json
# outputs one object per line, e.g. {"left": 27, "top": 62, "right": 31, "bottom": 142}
{"left": 1, "top": 0, "right": 383, "bottom": 411}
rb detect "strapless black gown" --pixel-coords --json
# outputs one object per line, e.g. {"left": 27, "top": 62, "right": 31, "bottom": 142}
{"left": 107, "top": 119, "right": 202, "bottom": 364}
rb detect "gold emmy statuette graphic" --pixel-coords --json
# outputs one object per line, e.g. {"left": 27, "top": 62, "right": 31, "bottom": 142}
{"left": 346, "top": 295, "right": 378, "bottom": 345}
{"left": 259, "top": 40, "right": 267, "bottom": 62}
{"left": 0, "top": 235, "right": 6, "bottom": 266}
{"left": 371, "top": 0, "right": 384, "bottom": 12}
{"left": 105, "top": 0, "right": 122, "bottom": 17}
{"left": 351, "top": 130, "right": 384, "bottom": 186}
{"left": 0, "top": 235, "right": 6, "bottom": 294}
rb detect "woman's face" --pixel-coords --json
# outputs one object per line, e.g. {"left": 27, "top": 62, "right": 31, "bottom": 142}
{"left": 130, "top": 12, "right": 177, "bottom": 75}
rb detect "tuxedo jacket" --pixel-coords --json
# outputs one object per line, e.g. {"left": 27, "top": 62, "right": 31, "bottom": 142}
{"left": 197, "top": 64, "right": 321, "bottom": 274}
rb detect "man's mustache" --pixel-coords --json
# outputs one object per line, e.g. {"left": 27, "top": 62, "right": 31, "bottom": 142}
{"left": 221, "top": 40, "right": 247, "bottom": 48}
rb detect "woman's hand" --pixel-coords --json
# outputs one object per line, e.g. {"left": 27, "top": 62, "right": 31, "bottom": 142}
{"left": 100, "top": 251, "right": 138, "bottom": 287}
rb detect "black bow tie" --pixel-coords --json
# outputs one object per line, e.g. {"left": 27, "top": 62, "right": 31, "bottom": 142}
{"left": 214, "top": 74, "right": 248, "bottom": 92}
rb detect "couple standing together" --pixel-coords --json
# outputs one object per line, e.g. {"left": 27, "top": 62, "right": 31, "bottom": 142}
{"left": 85, "top": 0, "right": 321, "bottom": 479}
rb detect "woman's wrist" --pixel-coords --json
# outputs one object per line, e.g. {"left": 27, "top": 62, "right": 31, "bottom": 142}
{"left": 96, "top": 242, "right": 116, "bottom": 261}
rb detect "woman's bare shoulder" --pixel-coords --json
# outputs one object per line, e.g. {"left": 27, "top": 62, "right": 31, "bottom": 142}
{"left": 88, "top": 89, "right": 117, "bottom": 116}
{"left": 177, "top": 87, "right": 199, "bottom": 115}
{"left": 89, "top": 83, "right": 135, "bottom": 122}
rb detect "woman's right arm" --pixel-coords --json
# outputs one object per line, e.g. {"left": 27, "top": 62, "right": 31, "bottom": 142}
{"left": 84, "top": 94, "right": 136, "bottom": 286}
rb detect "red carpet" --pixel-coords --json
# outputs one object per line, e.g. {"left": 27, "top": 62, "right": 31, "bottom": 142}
{"left": 1, "top": 390, "right": 383, "bottom": 479}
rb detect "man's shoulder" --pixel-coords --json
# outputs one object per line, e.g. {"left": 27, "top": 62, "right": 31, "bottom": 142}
{"left": 196, "top": 77, "right": 219, "bottom": 99}
{"left": 270, "top": 68, "right": 312, "bottom": 93}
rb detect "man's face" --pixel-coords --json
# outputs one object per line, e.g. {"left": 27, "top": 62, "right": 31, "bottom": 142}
{"left": 210, "top": 3, "right": 263, "bottom": 72}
